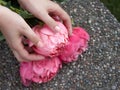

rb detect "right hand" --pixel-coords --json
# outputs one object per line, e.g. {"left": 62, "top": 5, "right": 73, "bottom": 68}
{"left": 18, "top": 0, "right": 72, "bottom": 35}
{"left": 0, "top": 6, "right": 45, "bottom": 62}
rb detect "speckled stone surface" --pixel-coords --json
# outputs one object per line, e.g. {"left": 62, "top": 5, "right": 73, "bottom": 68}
{"left": 0, "top": 0, "right": 120, "bottom": 90}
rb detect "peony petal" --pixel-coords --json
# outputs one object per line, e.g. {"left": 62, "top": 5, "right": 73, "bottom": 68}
{"left": 59, "top": 27, "right": 90, "bottom": 63}
{"left": 20, "top": 62, "right": 34, "bottom": 86}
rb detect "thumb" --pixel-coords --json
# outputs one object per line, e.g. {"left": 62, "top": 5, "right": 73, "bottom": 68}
{"left": 22, "top": 27, "right": 43, "bottom": 47}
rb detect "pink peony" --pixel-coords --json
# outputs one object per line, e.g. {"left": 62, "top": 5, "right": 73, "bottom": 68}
{"left": 59, "top": 27, "right": 90, "bottom": 63}
{"left": 20, "top": 21, "right": 90, "bottom": 86}
{"left": 29, "top": 22, "right": 68, "bottom": 57}
{"left": 20, "top": 57, "right": 62, "bottom": 86}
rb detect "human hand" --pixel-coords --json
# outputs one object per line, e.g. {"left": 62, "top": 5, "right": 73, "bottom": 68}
{"left": 0, "top": 6, "right": 44, "bottom": 62}
{"left": 18, "top": 0, "right": 72, "bottom": 35}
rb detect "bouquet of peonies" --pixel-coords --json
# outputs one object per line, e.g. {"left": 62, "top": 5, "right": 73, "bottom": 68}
{"left": 0, "top": 0, "right": 90, "bottom": 86}
{"left": 20, "top": 21, "right": 90, "bottom": 86}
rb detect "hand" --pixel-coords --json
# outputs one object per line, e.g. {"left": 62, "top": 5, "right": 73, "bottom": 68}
{"left": 18, "top": 0, "right": 72, "bottom": 35}
{"left": 0, "top": 6, "right": 44, "bottom": 62}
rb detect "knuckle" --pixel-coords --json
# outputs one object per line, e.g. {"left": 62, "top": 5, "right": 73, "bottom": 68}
{"left": 14, "top": 53, "right": 23, "bottom": 62}
{"left": 20, "top": 26, "right": 28, "bottom": 33}
{"left": 54, "top": 3, "right": 60, "bottom": 8}
{"left": 64, "top": 13, "right": 70, "bottom": 20}
{"left": 49, "top": 3, "right": 60, "bottom": 11}
{"left": 17, "top": 59, "right": 23, "bottom": 62}
{"left": 11, "top": 44, "right": 19, "bottom": 51}
{"left": 21, "top": 53, "right": 29, "bottom": 60}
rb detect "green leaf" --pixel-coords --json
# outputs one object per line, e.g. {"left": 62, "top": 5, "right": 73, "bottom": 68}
{"left": 9, "top": 6, "right": 34, "bottom": 19}
{"left": 0, "top": 0, "right": 7, "bottom": 6}
{"left": 71, "top": 18, "right": 75, "bottom": 26}
{"left": 56, "top": 0, "right": 66, "bottom": 2}
{"left": 19, "top": 10, "right": 34, "bottom": 19}
{"left": 0, "top": 33, "right": 5, "bottom": 41}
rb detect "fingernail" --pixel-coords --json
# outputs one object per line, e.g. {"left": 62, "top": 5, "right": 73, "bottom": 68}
{"left": 55, "top": 26, "right": 61, "bottom": 32}
{"left": 37, "top": 41, "right": 43, "bottom": 47}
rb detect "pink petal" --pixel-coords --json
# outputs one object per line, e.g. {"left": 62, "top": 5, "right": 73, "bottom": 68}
{"left": 59, "top": 27, "right": 90, "bottom": 63}
{"left": 20, "top": 62, "right": 33, "bottom": 86}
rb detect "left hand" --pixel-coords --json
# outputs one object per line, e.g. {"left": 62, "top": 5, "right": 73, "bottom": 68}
{"left": 0, "top": 6, "right": 44, "bottom": 62}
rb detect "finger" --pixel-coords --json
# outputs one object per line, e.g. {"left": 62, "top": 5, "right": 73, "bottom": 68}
{"left": 13, "top": 50, "right": 44, "bottom": 62}
{"left": 13, "top": 41, "right": 45, "bottom": 62}
{"left": 21, "top": 26, "right": 43, "bottom": 47}
{"left": 48, "top": 3, "right": 72, "bottom": 35}
{"left": 12, "top": 50, "right": 25, "bottom": 62}
{"left": 37, "top": 11, "right": 61, "bottom": 33}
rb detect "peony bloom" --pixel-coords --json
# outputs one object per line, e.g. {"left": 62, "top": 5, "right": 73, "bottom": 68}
{"left": 59, "top": 27, "right": 90, "bottom": 63}
{"left": 20, "top": 57, "right": 62, "bottom": 86}
{"left": 29, "top": 22, "right": 68, "bottom": 57}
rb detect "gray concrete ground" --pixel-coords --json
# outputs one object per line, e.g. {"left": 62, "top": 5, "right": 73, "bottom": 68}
{"left": 0, "top": 0, "right": 120, "bottom": 90}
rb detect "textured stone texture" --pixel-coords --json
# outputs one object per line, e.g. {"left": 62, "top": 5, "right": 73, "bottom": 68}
{"left": 0, "top": 0, "right": 120, "bottom": 90}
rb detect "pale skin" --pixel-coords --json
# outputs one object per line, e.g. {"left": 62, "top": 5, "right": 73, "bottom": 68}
{"left": 0, "top": 0, "right": 72, "bottom": 62}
